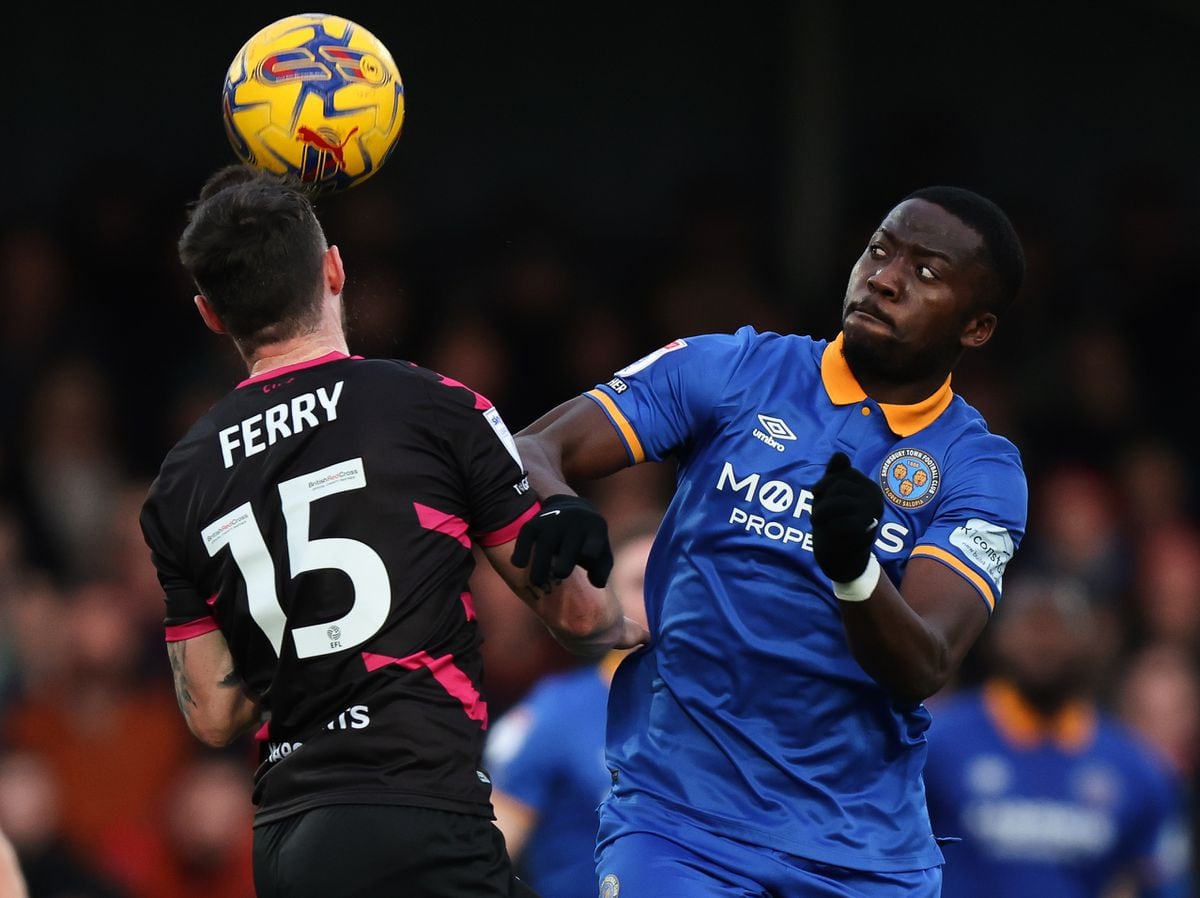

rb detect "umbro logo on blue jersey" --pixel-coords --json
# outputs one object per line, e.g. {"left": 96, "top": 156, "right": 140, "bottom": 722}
{"left": 752, "top": 414, "right": 796, "bottom": 452}
{"left": 757, "top": 415, "right": 797, "bottom": 440}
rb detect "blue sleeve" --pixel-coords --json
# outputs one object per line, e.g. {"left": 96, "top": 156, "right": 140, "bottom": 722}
{"left": 1131, "top": 762, "right": 1193, "bottom": 898}
{"left": 483, "top": 689, "right": 560, "bottom": 813}
{"left": 910, "top": 434, "right": 1027, "bottom": 613}
{"left": 582, "top": 330, "right": 756, "bottom": 464}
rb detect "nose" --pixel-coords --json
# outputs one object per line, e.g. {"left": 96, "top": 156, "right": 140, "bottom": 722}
{"left": 866, "top": 257, "right": 902, "bottom": 299}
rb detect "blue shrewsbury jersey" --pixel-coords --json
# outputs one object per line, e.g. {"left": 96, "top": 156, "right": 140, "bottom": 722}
{"left": 485, "top": 663, "right": 612, "bottom": 898}
{"left": 925, "top": 683, "right": 1193, "bottom": 898}
{"left": 584, "top": 327, "right": 1027, "bottom": 872}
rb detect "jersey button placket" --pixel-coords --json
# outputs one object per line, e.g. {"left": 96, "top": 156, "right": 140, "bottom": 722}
{"left": 832, "top": 401, "right": 882, "bottom": 454}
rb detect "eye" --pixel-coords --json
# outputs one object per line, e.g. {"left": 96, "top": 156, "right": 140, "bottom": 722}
{"left": 917, "top": 264, "right": 939, "bottom": 281}
{"left": 868, "top": 244, "right": 886, "bottom": 259}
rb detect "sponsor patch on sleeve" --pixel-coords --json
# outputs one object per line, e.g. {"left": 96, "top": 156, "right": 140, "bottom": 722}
{"left": 482, "top": 408, "right": 522, "bottom": 468}
{"left": 606, "top": 377, "right": 629, "bottom": 394}
{"left": 949, "top": 518, "right": 1015, "bottom": 583}
{"left": 614, "top": 339, "right": 688, "bottom": 378}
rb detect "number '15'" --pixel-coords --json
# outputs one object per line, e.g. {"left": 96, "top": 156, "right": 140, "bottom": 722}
{"left": 201, "top": 458, "right": 390, "bottom": 659}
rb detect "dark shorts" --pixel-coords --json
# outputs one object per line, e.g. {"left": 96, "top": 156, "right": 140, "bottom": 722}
{"left": 252, "top": 804, "right": 540, "bottom": 898}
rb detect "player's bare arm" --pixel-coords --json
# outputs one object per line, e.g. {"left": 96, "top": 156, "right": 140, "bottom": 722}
{"left": 166, "top": 629, "right": 260, "bottom": 747}
{"left": 509, "top": 396, "right": 639, "bottom": 607}
{"left": 488, "top": 789, "right": 538, "bottom": 862}
{"left": 483, "top": 542, "right": 649, "bottom": 657}
{"left": 811, "top": 451, "right": 990, "bottom": 703}
{"left": 516, "top": 396, "right": 633, "bottom": 497}
{"left": 839, "top": 560, "right": 988, "bottom": 704}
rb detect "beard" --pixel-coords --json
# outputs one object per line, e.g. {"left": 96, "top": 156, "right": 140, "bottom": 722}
{"left": 842, "top": 323, "right": 958, "bottom": 390}
{"left": 1009, "top": 662, "right": 1092, "bottom": 716}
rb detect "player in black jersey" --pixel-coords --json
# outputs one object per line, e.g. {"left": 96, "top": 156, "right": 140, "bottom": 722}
{"left": 140, "top": 165, "right": 647, "bottom": 898}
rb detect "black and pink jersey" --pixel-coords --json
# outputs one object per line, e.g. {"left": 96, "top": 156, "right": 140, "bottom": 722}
{"left": 140, "top": 352, "right": 539, "bottom": 825}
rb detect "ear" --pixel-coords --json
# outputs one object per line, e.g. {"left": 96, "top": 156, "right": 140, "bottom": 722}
{"left": 325, "top": 245, "right": 346, "bottom": 296}
{"left": 194, "top": 295, "right": 227, "bottom": 335}
{"left": 960, "top": 311, "right": 997, "bottom": 350}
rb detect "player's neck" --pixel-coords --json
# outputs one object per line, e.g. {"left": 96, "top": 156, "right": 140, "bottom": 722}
{"left": 246, "top": 330, "right": 350, "bottom": 380}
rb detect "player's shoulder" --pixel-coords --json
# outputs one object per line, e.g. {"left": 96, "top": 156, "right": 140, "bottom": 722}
{"left": 936, "top": 398, "right": 1026, "bottom": 485}
{"left": 681, "top": 326, "right": 824, "bottom": 371}
{"left": 145, "top": 390, "right": 243, "bottom": 503}
{"left": 726, "top": 325, "right": 823, "bottom": 357}
{"left": 371, "top": 358, "right": 497, "bottom": 412}
{"left": 943, "top": 396, "right": 1023, "bottom": 457}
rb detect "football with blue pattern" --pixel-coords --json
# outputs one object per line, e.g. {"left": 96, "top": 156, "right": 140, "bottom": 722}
{"left": 222, "top": 14, "right": 404, "bottom": 193}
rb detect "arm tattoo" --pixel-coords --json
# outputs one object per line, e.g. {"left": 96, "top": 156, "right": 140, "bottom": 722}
{"left": 167, "top": 641, "right": 197, "bottom": 720}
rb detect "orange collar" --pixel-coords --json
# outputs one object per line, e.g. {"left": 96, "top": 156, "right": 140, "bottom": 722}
{"left": 820, "top": 333, "right": 953, "bottom": 437}
{"left": 982, "top": 680, "right": 1097, "bottom": 753}
{"left": 599, "top": 649, "right": 628, "bottom": 685}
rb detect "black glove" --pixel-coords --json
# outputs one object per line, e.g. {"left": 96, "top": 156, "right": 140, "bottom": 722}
{"left": 810, "top": 452, "right": 883, "bottom": 583}
{"left": 511, "top": 494, "right": 614, "bottom": 589}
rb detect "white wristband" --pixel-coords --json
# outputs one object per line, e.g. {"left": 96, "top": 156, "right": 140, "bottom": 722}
{"left": 833, "top": 554, "right": 881, "bottom": 602}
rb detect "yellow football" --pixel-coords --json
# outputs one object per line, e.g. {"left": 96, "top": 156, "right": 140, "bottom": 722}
{"left": 222, "top": 14, "right": 404, "bottom": 193}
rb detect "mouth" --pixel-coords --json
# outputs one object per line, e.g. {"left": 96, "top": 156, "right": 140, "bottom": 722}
{"left": 846, "top": 302, "right": 892, "bottom": 328}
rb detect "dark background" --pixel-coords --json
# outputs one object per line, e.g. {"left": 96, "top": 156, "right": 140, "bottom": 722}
{"left": 1, "top": 4, "right": 1197, "bottom": 896}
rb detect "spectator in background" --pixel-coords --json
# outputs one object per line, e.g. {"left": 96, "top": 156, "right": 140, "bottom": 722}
{"left": 1129, "top": 523, "right": 1200, "bottom": 657}
{"left": 1116, "top": 437, "right": 1196, "bottom": 534}
{"left": 0, "top": 226, "right": 77, "bottom": 465}
{"left": 1023, "top": 462, "right": 1131, "bottom": 604}
{"left": 1116, "top": 644, "right": 1199, "bottom": 786}
{"left": 0, "top": 750, "right": 128, "bottom": 898}
{"left": 925, "top": 575, "right": 1192, "bottom": 898}
{"left": 102, "top": 754, "right": 256, "bottom": 898}
{"left": 486, "top": 514, "right": 658, "bottom": 898}
{"left": 19, "top": 357, "right": 124, "bottom": 583}
{"left": 1017, "top": 462, "right": 1129, "bottom": 679}
{"left": 0, "top": 572, "right": 71, "bottom": 713}
{"left": 1, "top": 581, "right": 192, "bottom": 867}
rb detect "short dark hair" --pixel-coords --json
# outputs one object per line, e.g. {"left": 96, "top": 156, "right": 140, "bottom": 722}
{"left": 904, "top": 185, "right": 1025, "bottom": 315}
{"left": 178, "top": 165, "right": 328, "bottom": 351}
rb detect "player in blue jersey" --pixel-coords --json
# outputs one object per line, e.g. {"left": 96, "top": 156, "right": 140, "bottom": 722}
{"left": 924, "top": 576, "right": 1193, "bottom": 898}
{"left": 510, "top": 186, "right": 1028, "bottom": 896}
{"left": 485, "top": 518, "right": 657, "bottom": 898}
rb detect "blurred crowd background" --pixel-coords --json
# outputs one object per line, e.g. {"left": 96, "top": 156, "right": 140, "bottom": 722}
{"left": 1, "top": 3, "right": 1198, "bottom": 896}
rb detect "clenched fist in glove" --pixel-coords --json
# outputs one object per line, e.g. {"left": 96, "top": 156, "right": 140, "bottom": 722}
{"left": 512, "top": 494, "right": 614, "bottom": 590}
{"left": 811, "top": 452, "right": 884, "bottom": 600}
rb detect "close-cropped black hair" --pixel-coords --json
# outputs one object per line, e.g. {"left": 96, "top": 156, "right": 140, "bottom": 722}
{"left": 177, "top": 165, "right": 328, "bottom": 351}
{"left": 904, "top": 185, "right": 1025, "bottom": 314}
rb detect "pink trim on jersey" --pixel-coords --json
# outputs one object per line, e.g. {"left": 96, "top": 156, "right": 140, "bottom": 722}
{"left": 205, "top": 592, "right": 219, "bottom": 606}
{"left": 414, "top": 503, "right": 471, "bottom": 548}
{"left": 254, "top": 721, "right": 270, "bottom": 742}
{"left": 434, "top": 373, "right": 492, "bottom": 411}
{"left": 237, "top": 351, "right": 362, "bottom": 388}
{"left": 460, "top": 592, "right": 476, "bottom": 621}
{"left": 476, "top": 502, "right": 542, "bottom": 547}
{"left": 164, "top": 616, "right": 220, "bottom": 642}
{"left": 361, "top": 650, "right": 488, "bottom": 728}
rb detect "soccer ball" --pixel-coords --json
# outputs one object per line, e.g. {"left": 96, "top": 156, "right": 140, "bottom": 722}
{"left": 222, "top": 14, "right": 405, "bottom": 193}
